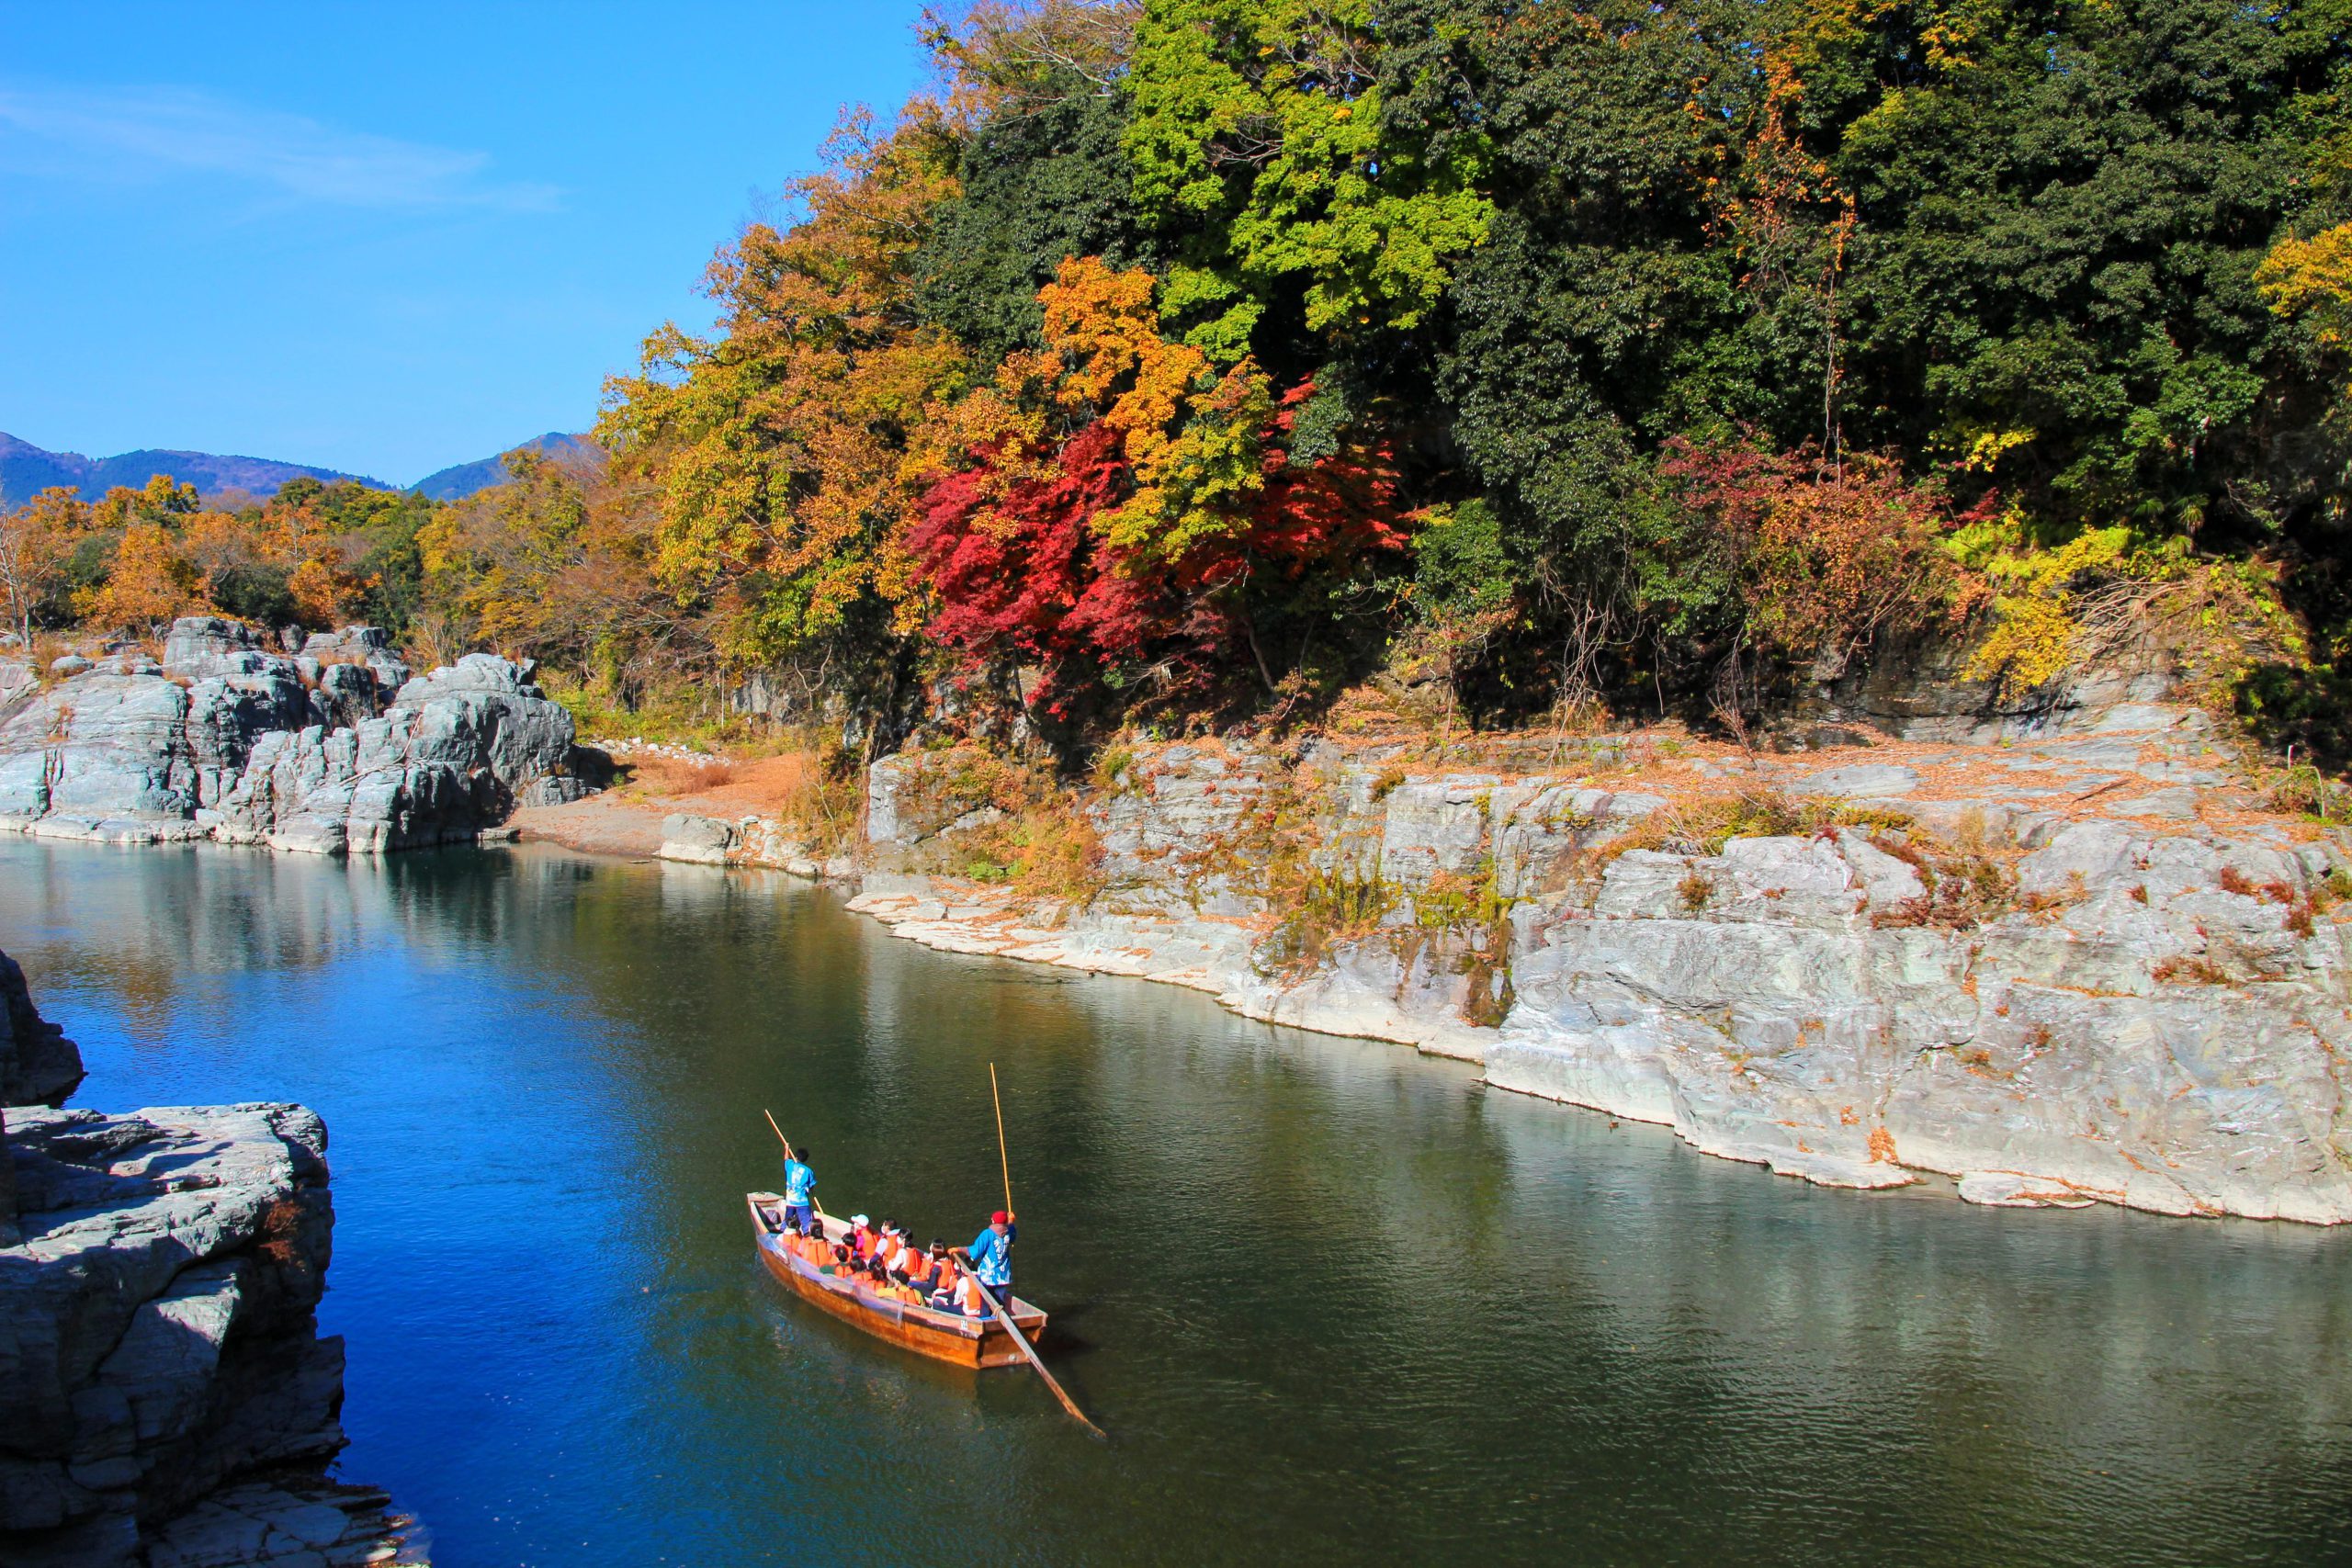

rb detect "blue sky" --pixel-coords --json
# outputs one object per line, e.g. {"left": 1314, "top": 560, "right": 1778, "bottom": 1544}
{"left": 0, "top": 2, "right": 933, "bottom": 484}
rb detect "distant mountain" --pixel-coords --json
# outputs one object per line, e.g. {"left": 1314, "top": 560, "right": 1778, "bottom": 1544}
{"left": 0, "top": 431, "right": 385, "bottom": 503}
{"left": 409, "top": 433, "right": 596, "bottom": 501}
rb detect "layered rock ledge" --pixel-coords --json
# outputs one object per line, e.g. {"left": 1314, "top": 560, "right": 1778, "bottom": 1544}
{"left": 0, "top": 617, "right": 582, "bottom": 852}
{"left": 816, "top": 708, "right": 2352, "bottom": 1225}
{"left": 0, "top": 954, "right": 424, "bottom": 1565}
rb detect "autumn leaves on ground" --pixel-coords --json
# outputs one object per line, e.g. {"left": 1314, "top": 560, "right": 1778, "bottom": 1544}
{"left": 6, "top": 0, "right": 2352, "bottom": 806}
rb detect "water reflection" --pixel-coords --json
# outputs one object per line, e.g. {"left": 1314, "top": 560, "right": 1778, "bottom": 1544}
{"left": 4, "top": 837, "right": 2349, "bottom": 1567}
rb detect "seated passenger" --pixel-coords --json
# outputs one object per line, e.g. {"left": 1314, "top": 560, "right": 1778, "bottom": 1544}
{"left": 927, "top": 1253, "right": 960, "bottom": 1310}
{"left": 902, "top": 1240, "right": 941, "bottom": 1291}
{"left": 867, "top": 1260, "right": 920, "bottom": 1305}
{"left": 848, "top": 1214, "right": 876, "bottom": 1259}
{"left": 797, "top": 1224, "right": 830, "bottom": 1265}
{"left": 875, "top": 1224, "right": 908, "bottom": 1276}
{"left": 824, "top": 1242, "right": 854, "bottom": 1276}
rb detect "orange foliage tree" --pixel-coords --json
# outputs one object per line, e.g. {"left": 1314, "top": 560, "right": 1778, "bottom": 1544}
{"left": 415, "top": 446, "right": 681, "bottom": 684}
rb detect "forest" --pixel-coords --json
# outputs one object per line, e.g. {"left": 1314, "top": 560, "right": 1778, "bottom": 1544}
{"left": 6, "top": 0, "right": 2350, "bottom": 761}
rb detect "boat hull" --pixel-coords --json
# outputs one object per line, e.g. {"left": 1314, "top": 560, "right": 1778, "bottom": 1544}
{"left": 746, "top": 1193, "right": 1047, "bottom": 1369}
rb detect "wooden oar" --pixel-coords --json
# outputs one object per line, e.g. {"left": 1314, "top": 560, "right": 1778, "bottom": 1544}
{"left": 972, "top": 1277, "right": 1104, "bottom": 1439}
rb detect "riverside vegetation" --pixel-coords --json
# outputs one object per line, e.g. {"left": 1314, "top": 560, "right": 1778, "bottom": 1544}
{"left": 10, "top": 0, "right": 2352, "bottom": 1224}
{"left": 2, "top": 0, "right": 2348, "bottom": 761}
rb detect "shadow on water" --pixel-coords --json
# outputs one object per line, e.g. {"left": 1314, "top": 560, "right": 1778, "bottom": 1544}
{"left": 5, "top": 838, "right": 2352, "bottom": 1566}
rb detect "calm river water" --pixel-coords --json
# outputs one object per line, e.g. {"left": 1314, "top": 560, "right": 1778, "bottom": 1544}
{"left": 5, "top": 837, "right": 2351, "bottom": 1565}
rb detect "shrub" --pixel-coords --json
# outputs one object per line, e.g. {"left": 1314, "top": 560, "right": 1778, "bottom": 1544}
{"left": 1866, "top": 833, "right": 2018, "bottom": 930}
{"left": 1661, "top": 440, "right": 1984, "bottom": 675}
{"left": 1261, "top": 860, "right": 1400, "bottom": 973}
{"left": 1610, "top": 788, "right": 1913, "bottom": 859}
{"left": 628, "top": 754, "right": 736, "bottom": 795}
{"left": 2264, "top": 755, "right": 2352, "bottom": 826}
{"left": 2154, "top": 955, "right": 2234, "bottom": 986}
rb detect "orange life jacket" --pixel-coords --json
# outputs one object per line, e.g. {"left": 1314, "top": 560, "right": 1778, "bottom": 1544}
{"left": 952, "top": 1273, "right": 987, "bottom": 1318}
{"left": 852, "top": 1227, "right": 876, "bottom": 1259}
{"left": 904, "top": 1251, "right": 937, "bottom": 1287}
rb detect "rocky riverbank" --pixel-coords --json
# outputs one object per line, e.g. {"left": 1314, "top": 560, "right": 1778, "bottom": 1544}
{"left": 17, "top": 610, "right": 2352, "bottom": 1229}
{"left": 0, "top": 952, "right": 424, "bottom": 1566}
{"left": 631, "top": 699, "right": 2352, "bottom": 1227}
{"left": 0, "top": 617, "right": 582, "bottom": 852}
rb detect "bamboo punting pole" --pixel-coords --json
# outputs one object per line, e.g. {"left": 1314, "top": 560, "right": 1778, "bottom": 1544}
{"left": 978, "top": 1066, "right": 1100, "bottom": 1435}
{"left": 989, "top": 1064, "right": 1014, "bottom": 1220}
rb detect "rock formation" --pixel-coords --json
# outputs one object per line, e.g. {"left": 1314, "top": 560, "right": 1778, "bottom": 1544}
{"left": 0, "top": 951, "right": 422, "bottom": 1565}
{"left": 0, "top": 617, "right": 581, "bottom": 852}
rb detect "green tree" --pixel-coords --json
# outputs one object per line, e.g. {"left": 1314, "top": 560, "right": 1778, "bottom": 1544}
{"left": 1123, "top": 0, "right": 1494, "bottom": 360}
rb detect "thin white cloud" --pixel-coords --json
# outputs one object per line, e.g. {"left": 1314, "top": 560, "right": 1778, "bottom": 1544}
{"left": 0, "top": 84, "right": 560, "bottom": 211}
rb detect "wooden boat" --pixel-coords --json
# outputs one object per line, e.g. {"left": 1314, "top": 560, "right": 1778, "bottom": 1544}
{"left": 745, "top": 1192, "right": 1048, "bottom": 1369}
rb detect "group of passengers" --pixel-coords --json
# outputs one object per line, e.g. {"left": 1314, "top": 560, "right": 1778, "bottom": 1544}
{"left": 775, "top": 1147, "right": 1016, "bottom": 1319}
{"left": 776, "top": 1213, "right": 994, "bottom": 1319}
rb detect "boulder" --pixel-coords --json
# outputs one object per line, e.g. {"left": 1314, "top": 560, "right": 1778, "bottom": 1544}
{"left": 386, "top": 655, "right": 572, "bottom": 788}
{"left": 0, "top": 1101, "right": 347, "bottom": 1564}
{"left": 0, "top": 950, "right": 417, "bottom": 1563}
{"left": 0, "top": 951, "right": 82, "bottom": 1108}
{"left": 659, "top": 813, "right": 735, "bottom": 864}
{"left": 0, "top": 618, "right": 322, "bottom": 838}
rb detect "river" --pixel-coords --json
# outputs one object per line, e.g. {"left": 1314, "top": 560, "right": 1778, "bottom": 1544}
{"left": 5, "top": 836, "right": 2350, "bottom": 1566}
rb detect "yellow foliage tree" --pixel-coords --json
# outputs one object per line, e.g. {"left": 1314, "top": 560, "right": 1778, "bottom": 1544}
{"left": 1953, "top": 515, "right": 2303, "bottom": 702}
{"left": 597, "top": 106, "right": 968, "bottom": 669}
{"left": 2257, "top": 221, "right": 2352, "bottom": 351}
{"left": 75, "top": 524, "right": 203, "bottom": 636}
{"left": 0, "top": 487, "right": 89, "bottom": 649}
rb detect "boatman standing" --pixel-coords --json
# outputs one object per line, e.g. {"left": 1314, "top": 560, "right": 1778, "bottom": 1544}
{"left": 780, "top": 1145, "right": 817, "bottom": 1232}
{"left": 954, "top": 1211, "right": 1016, "bottom": 1304}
